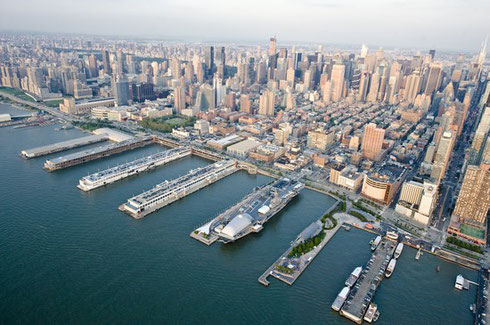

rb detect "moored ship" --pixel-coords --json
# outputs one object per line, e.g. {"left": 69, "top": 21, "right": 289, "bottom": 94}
{"left": 385, "top": 258, "right": 396, "bottom": 278}
{"left": 332, "top": 286, "right": 350, "bottom": 311}
{"left": 345, "top": 266, "right": 363, "bottom": 288}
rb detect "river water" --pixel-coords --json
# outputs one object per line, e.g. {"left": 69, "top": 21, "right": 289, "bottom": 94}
{"left": 0, "top": 103, "right": 477, "bottom": 324}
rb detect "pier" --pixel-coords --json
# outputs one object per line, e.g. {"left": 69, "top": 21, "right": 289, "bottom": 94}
{"left": 44, "top": 136, "right": 153, "bottom": 171}
{"left": 119, "top": 159, "right": 238, "bottom": 219}
{"left": 77, "top": 147, "right": 192, "bottom": 191}
{"left": 340, "top": 239, "right": 397, "bottom": 324}
{"left": 21, "top": 133, "right": 109, "bottom": 158}
{"left": 192, "top": 178, "right": 303, "bottom": 245}
{"left": 258, "top": 202, "right": 343, "bottom": 286}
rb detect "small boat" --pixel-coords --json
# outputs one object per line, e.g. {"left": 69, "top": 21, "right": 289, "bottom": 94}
{"left": 415, "top": 248, "right": 422, "bottom": 260}
{"left": 364, "top": 303, "right": 379, "bottom": 323}
{"left": 371, "top": 236, "right": 381, "bottom": 251}
{"left": 331, "top": 286, "right": 350, "bottom": 311}
{"left": 386, "top": 231, "right": 398, "bottom": 241}
{"left": 394, "top": 243, "right": 404, "bottom": 259}
{"left": 385, "top": 259, "right": 396, "bottom": 278}
{"left": 436, "top": 265, "right": 440, "bottom": 272}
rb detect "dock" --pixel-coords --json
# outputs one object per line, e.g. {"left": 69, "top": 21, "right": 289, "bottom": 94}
{"left": 77, "top": 147, "right": 191, "bottom": 191}
{"left": 258, "top": 202, "right": 342, "bottom": 286}
{"left": 44, "top": 136, "right": 153, "bottom": 171}
{"left": 119, "top": 159, "right": 238, "bottom": 219}
{"left": 340, "top": 239, "right": 396, "bottom": 324}
{"left": 192, "top": 178, "right": 303, "bottom": 245}
{"left": 21, "top": 134, "right": 109, "bottom": 158}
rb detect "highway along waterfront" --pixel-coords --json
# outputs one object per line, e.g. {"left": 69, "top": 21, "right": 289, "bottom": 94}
{"left": 0, "top": 103, "right": 479, "bottom": 324}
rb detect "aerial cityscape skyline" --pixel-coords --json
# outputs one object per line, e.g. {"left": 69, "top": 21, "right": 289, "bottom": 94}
{"left": 1, "top": 0, "right": 489, "bottom": 51}
{"left": 0, "top": 1, "right": 489, "bottom": 323}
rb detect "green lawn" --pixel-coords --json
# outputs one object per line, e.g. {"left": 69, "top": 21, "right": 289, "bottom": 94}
{"left": 0, "top": 87, "right": 36, "bottom": 102}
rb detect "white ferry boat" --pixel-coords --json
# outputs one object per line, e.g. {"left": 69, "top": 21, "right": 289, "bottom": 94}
{"left": 345, "top": 266, "right": 363, "bottom": 287}
{"left": 394, "top": 243, "right": 404, "bottom": 259}
{"left": 331, "top": 286, "right": 350, "bottom": 311}
{"left": 385, "top": 258, "right": 396, "bottom": 278}
{"left": 371, "top": 236, "right": 381, "bottom": 251}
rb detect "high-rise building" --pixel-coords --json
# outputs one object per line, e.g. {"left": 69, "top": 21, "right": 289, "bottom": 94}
{"left": 174, "top": 86, "right": 186, "bottom": 112}
{"left": 112, "top": 74, "right": 130, "bottom": 106}
{"left": 102, "top": 50, "right": 111, "bottom": 75}
{"left": 131, "top": 83, "right": 155, "bottom": 103}
{"left": 258, "top": 89, "right": 275, "bottom": 116}
{"left": 269, "top": 37, "right": 276, "bottom": 56}
{"left": 88, "top": 54, "right": 98, "bottom": 78}
{"left": 331, "top": 64, "right": 345, "bottom": 102}
{"left": 404, "top": 71, "right": 421, "bottom": 103}
{"left": 448, "top": 164, "right": 490, "bottom": 245}
{"left": 240, "top": 94, "right": 251, "bottom": 114}
{"left": 424, "top": 63, "right": 442, "bottom": 97}
{"left": 204, "top": 46, "right": 214, "bottom": 76}
{"left": 361, "top": 123, "right": 385, "bottom": 161}
{"left": 473, "top": 106, "right": 490, "bottom": 153}
{"left": 215, "top": 46, "right": 226, "bottom": 68}
{"left": 431, "top": 130, "right": 455, "bottom": 183}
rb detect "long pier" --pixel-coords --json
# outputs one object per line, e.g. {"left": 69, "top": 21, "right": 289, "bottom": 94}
{"left": 44, "top": 136, "right": 153, "bottom": 171}
{"left": 258, "top": 202, "right": 341, "bottom": 286}
{"left": 77, "top": 147, "right": 192, "bottom": 191}
{"left": 119, "top": 160, "right": 238, "bottom": 219}
{"left": 21, "top": 134, "right": 109, "bottom": 158}
{"left": 340, "top": 239, "right": 396, "bottom": 324}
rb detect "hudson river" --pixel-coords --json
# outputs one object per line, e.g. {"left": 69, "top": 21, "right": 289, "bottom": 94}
{"left": 0, "top": 103, "right": 477, "bottom": 324}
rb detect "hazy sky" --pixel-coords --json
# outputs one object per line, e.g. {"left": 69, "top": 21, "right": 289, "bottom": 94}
{"left": 1, "top": 0, "right": 489, "bottom": 51}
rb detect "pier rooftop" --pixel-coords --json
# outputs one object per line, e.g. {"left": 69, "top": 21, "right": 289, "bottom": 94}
{"left": 122, "top": 159, "right": 237, "bottom": 217}
{"left": 93, "top": 128, "right": 134, "bottom": 142}
{"left": 340, "top": 239, "right": 396, "bottom": 324}
{"left": 21, "top": 133, "right": 109, "bottom": 158}
{"left": 44, "top": 136, "right": 152, "bottom": 170}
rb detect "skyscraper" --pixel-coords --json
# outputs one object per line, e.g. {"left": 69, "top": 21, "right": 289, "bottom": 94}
{"left": 473, "top": 106, "right": 490, "bottom": 153}
{"left": 240, "top": 94, "right": 251, "bottom": 114}
{"left": 431, "top": 130, "right": 455, "bottom": 183}
{"left": 112, "top": 74, "right": 130, "bottom": 106}
{"left": 331, "top": 64, "right": 345, "bottom": 102}
{"left": 174, "top": 86, "right": 186, "bottom": 112}
{"left": 215, "top": 46, "right": 226, "bottom": 67}
{"left": 361, "top": 123, "right": 385, "bottom": 161}
{"left": 258, "top": 89, "right": 275, "bottom": 116}
{"left": 204, "top": 46, "right": 214, "bottom": 77}
{"left": 404, "top": 71, "right": 421, "bottom": 103}
{"left": 102, "top": 50, "right": 111, "bottom": 75}
{"left": 269, "top": 37, "right": 276, "bottom": 56}
{"left": 424, "top": 63, "right": 442, "bottom": 97}
{"left": 448, "top": 164, "right": 490, "bottom": 245}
